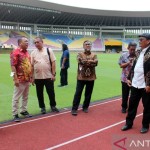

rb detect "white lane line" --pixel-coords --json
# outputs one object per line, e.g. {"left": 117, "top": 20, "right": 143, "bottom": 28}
{"left": 45, "top": 113, "right": 142, "bottom": 150}
{"left": 0, "top": 98, "right": 121, "bottom": 129}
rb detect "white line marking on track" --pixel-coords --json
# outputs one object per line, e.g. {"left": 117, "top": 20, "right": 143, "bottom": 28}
{"left": 45, "top": 113, "right": 142, "bottom": 150}
{"left": 0, "top": 98, "right": 121, "bottom": 129}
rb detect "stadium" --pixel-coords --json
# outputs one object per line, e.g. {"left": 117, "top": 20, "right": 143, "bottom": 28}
{"left": 0, "top": 0, "right": 150, "bottom": 149}
{"left": 1, "top": 0, "right": 150, "bottom": 52}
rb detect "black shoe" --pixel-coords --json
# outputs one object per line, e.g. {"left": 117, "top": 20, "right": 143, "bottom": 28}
{"left": 71, "top": 110, "right": 77, "bottom": 116}
{"left": 41, "top": 108, "right": 46, "bottom": 114}
{"left": 13, "top": 114, "right": 21, "bottom": 122}
{"left": 140, "top": 127, "right": 149, "bottom": 133}
{"left": 51, "top": 106, "right": 59, "bottom": 112}
{"left": 20, "top": 111, "right": 32, "bottom": 118}
{"left": 121, "top": 108, "right": 126, "bottom": 113}
{"left": 82, "top": 108, "right": 88, "bottom": 113}
{"left": 121, "top": 125, "right": 132, "bottom": 131}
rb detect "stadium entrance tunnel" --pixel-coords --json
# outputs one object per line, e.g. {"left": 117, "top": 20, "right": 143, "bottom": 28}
{"left": 105, "top": 45, "right": 122, "bottom": 53}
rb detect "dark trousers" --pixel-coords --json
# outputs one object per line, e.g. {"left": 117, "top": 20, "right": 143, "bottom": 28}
{"left": 34, "top": 79, "right": 56, "bottom": 109}
{"left": 72, "top": 80, "right": 94, "bottom": 110}
{"left": 126, "top": 86, "right": 150, "bottom": 128}
{"left": 60, "top": 68, "right": 68, "bottom": 86}
{"left": 121, "top": 81, "right": 130, "bottom": 109}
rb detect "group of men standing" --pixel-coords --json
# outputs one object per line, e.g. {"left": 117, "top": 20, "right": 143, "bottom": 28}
{"left": 119, "top": 33, "right": 150, "bottom": 133}
{"left": 10, "top": 37, "right": 98, "bottom": 122}
{"left": 10, "top": 33, "right": 150, "bottom": 134}
{"left": 10, "top": 37, "right": 59, "bottom": 122}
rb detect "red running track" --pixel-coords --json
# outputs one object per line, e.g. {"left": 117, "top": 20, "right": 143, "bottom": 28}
{"left": 0, "top": 98, "right": 144, "bottom": 150}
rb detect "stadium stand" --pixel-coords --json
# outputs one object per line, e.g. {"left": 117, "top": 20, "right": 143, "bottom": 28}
{"left": 0, "top": 30, "right": 105, "bottom": 50}
{"left": 0, "top": 29, "right": 141, "bottom": 51}
{"left": 0, "top": 0, "right": 150, "bottom": 52}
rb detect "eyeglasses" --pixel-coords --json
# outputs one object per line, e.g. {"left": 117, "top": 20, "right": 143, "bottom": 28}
{"left": 34, "top": 41, "right": 40, "bottom": 44}
{"left": 139, "top": 38, "right": 147, "bottom": 41}
{"left": 85, "top": 43, "right": 92, "bottom": 46}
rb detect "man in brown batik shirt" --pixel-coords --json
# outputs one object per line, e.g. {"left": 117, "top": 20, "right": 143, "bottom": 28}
{"left": 71, "top": 40, "right": 98, "bottom": 116}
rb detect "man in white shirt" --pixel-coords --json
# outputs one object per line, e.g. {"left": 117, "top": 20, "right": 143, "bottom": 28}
{"left": 121, "top": 33, "right": 150, "bottom": 133}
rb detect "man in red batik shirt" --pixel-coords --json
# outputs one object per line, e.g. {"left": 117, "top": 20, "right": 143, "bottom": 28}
{"left": 10, "top": 37, "right": 32, "bottom": 122}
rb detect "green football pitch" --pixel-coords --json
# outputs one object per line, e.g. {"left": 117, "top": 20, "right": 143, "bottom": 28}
{"left": 0, "top": 52, "right": 121, "bottom": 122}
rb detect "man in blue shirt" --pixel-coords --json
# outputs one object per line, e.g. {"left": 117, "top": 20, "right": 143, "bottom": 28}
{"left": 58, "top": 44, "right": 70, "bottom": 87}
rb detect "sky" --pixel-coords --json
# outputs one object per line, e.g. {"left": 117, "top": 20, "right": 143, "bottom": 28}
{"left": 40, "top": 0, "right": 150, "bottom": 11}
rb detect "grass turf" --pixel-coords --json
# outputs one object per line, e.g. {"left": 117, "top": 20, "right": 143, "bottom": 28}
{"left": 0, "top": 52, "right": 121, "bottom": 122}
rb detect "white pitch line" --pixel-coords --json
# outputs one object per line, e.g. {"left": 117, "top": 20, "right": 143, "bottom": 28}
{"left": 45, "top": 113, "right": 143, "bottom": 150}
{"left": 0, "top": 98, "right": 121, "bottom": 129}
{"left": 0, "top": 94, "right": 13, "bottom": 97}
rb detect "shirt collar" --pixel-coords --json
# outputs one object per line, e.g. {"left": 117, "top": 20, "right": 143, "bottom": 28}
{"left": 18, "top": 47, "right": 27, "bottom": 52}
{"left": 84, "top": 50, "right": 91, "bottom": 55}
{"left": 141, "top": 46, "right": 149, "bottom": 54}
{"left": 126, "top": 52, "right": 130, "bottom": 58}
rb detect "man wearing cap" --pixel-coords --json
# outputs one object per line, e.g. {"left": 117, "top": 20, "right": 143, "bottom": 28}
{"left": 118, "top": 42, "right": 137, "bottom": 113}
{"left": 121, "top": 33, "right": 150, "bottom": 133}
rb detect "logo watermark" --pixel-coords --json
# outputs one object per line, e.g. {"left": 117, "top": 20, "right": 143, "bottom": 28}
{"left": 112, "top": 134, "right": 150, "bottom": 150}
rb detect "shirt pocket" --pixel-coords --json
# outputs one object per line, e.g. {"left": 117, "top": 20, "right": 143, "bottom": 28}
{"left": 43, "top": 54, "right": 50, "bottom": 64}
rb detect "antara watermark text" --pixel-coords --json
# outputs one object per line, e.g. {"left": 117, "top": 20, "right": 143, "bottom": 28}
{"left": 112, "top": 135, "right": 150, "bottom": 150}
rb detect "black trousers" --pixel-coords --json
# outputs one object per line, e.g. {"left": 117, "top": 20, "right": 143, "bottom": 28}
{"left": 72, "top": 80, "right": 94, "bottom": 110}
{"left": 34, "top": 79, "right": 56, "bottom": 109}
{"left": 126, "top": 86, "right": 150, "bottom": 128}
{"left": 121, "top": 81, "right": 130, "bottom": 109}
{"left": 60, "top": 68, "right": 68, "bottom": 86}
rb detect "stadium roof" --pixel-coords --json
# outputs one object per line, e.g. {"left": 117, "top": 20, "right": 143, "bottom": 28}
{"left": 1, "top": 0, "right": 150, "bottom": 26}
{"left": 40, "top": 0, "right": 150, "bottom": 12}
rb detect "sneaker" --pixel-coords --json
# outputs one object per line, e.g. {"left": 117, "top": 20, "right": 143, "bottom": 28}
{"left": 20, "top": 111, "right": 32, "bottom": 118}
{"left": 71, "top": 109, "right": 78, "bottom": 116}
{"left": 41, "top": 108, "right": 46, "bottom": 114}
{"left": 13, "top": 114, "right": 21, "bottom": 122}
{"left": 82, "top": 108, "right": 88, "bottom": 113}
{"left": 51, "top": 106, "right": 59, "bottom": 112}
